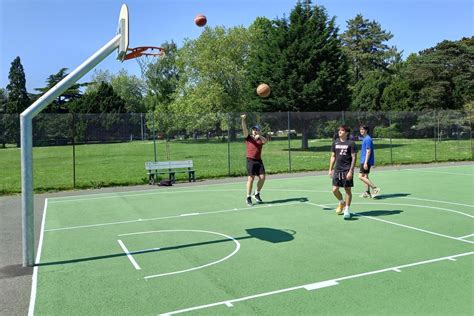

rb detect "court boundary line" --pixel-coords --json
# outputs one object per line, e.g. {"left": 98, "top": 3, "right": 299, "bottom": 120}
{"left": 306, "top": 202, "right": 474, "bottom": 244}
{"left": 117, "top": 239, "right": 141, "bottom": 270}
{"left": 403, "top": 169, "right": 473, "bottom": 176}
{"left": 160, "top": 251, "right": 474, "bottom": 315}
{"left": 46, "top": 164, "right": 472, "bottom": 202}
{"left": 44, "top": 201, "right": 304, "bottom": 232}
{"left": 44, "top": 192, "right": 472, "bottom": 232}
{"left": 27, "top": 199, "right": 48, "bottom": 316}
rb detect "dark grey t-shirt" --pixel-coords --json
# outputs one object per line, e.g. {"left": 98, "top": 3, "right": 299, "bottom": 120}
{"left": 331, "top": 138, "right": 356, "bottom": 172}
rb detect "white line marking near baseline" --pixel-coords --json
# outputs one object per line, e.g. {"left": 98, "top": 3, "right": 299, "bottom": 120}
{"left": 118, "top": 230, "right": 240, "bottom": 279}
{"left": 403, "top": 169, "right": 473, "bottom": 176}
{"left": 458, "top": 233, "right": 474, "bottom": 239}
{"left": 46, "top": 164, "right": 472, "bottom": 203}
{"left": 117, "top": 240, "right": 141, "bottom": 270}
{"left": 354, "top": 201, "right": 474, "bottom": 218}
{"left": 160, "top": 251, "right": 474, "bottom": 315}
{"left": 305, "top": 202, "right": 474, "bottom": 244}
{"left": 44, "top": 201, "right": 303, "bottom": 232}
{"left": 28, "top": 199, "right": 48, "bottom": 316}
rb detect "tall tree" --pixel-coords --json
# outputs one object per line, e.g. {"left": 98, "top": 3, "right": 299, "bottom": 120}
{"left": 34, "top": 68, "right": 85, "bottom": 113}
{"left": 341, "top": 14, "right": 400, "bottom": 83}
{"left": 403, "top": 37, "right": 474, "bottom": 110}
{"left": 170, "top": 26, "right": 252, "bottom": 138}
{"left": 5, "top": 57, "right": 30, "bottom": 146}
{"left": 0, "top": 88, "right": 7, "bottom": 147}
{"left": 248, "top": 0, "right": 350, "bottom": 148}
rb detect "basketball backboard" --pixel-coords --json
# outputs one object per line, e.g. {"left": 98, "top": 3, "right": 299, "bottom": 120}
{"left": 117, "top": 4, "right": 129, "bottom": 61}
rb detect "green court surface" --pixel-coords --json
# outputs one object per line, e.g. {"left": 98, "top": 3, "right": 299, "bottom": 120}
{"left": 31, "top": 165, "right": 474, "bottom": 315}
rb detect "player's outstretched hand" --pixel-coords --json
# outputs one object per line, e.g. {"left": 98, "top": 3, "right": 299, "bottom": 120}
{"left": 240, "top": 114, "right": 246, "bottom": 120}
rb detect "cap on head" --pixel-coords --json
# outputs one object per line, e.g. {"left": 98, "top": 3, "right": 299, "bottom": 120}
{"left": 251, "top": 125, "right": 261, "bottom": 131}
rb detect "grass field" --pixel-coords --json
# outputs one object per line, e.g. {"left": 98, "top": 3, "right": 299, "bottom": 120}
{"left": 30, "top": 164, "right": 474, "bottom": 315}
{"left": 0, "top": 138, "right": 472, "bottom": 194}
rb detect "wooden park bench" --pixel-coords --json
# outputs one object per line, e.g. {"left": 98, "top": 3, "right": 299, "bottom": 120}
{"left": 145, "top": 160, "right": 196, "bottom": 185}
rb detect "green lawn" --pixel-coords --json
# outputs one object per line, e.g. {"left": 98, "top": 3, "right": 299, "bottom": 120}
{"left": 0, "top": 138, "right": 472, "bottom": 194}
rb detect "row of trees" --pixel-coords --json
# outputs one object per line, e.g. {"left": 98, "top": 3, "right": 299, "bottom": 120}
{"left": 1, "top": 0, "right": 472, "bottom": 148}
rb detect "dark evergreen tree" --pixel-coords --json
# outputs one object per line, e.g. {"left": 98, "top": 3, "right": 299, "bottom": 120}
{"left": 34, "top": 68, "right": 85, "bottom": 113}
{"left": 5, "top": 57, "right": 30, "bottom": 146}
{"left": 248, "top": 0, "right": 350, "bottom": 148}
{"left": 403, "top": 37, "right": 474, "bottom": 110}
{"left": 341, "top": 14, "right": 400, "bottom": 83}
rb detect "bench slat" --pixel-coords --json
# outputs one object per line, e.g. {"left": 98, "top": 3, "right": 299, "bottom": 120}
{"left": 145, "top": 160, "right": 193, "bottom": 170}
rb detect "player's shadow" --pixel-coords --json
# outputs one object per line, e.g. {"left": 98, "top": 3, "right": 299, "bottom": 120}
{"left": 354, "top": 210, "right": 404, "bottom": 217}
{"left": 36, "top": 227, "right": 296, "bottom": 267}
{"left": 372, "top": 193, "right": 411, "bottom": 200}
{"left": 260, "top": 197, "right": 308, "bottom": 204}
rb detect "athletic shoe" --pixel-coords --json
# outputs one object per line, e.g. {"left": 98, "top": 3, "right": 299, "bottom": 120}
{"left": 343, "top": 210, "right": 351, "bottom": 220}
{"left": 372, "top": 187, "right": 381, "bottom": 198}
{"left": 254, "top": 192, "right": 263, "bottom": 203}
{"left": 360, "top": 191, "right": 372, "bottom": 198}
{"left": 246, "top": 197, "right": 253, "bottom": 206}
{"left": 335, "top": 201, "right": 345, "bottom": 215}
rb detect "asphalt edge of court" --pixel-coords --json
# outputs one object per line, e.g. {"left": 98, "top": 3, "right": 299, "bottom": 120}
{"left": 0, "top": 161, "right": 472, "bottom": 315}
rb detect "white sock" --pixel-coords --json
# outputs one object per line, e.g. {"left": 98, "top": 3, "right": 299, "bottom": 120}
{"left": 339, "top": 199, "right": 344, "bottom": 204}
{"left": 256, "top": 191, "right": 260, "bottom": 194}
{"left": 344, "top": 206, "right": 350, "bottom": 212}
{"left": 247, "top": 195, "right": 251, "bottom": 198}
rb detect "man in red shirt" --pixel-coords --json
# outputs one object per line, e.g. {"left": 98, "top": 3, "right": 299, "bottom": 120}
{"left": 241, "top": 114, "right": 267, "bottom": 206}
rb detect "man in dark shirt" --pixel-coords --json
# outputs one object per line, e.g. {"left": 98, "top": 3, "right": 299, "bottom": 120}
{"left": 241, "top": 114, "right": 267, "bottom": 206}
{"left": 328, "top": 125, "right": 357, "bottom": 219}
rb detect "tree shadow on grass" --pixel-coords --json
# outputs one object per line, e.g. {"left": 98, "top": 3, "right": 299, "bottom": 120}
{"left": 36, "top": 227, "right": 296, "bottom": 267}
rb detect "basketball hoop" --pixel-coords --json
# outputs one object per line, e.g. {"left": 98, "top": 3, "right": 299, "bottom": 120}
{"left": 122, "top": 46, "right": 165, "bottom": 79}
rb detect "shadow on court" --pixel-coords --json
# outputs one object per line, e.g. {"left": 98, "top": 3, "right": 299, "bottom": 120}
{"left": 355, "top": 210, "right": 404, "bottom": 217}
{"left": 372, "top": 193, "right": 411, "bottom": 200}
{"left": 36, "top": 227, "right": 295, "bottom": 267}
{"left": 261, "top": 197, "right": 308, "bottom": 204}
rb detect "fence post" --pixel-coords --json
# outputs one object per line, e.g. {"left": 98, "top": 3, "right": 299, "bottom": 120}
{"left": 228, "top": 115, "right": 231, "bottom": 176}
{"left": 388, "top": 112, "right": 393, "bottom": 165}
{"left": 71, "top": 113, "right": 76, "bottom": 188}
{"left": 152, "top": 112, "right": 157, "bottom": 162}
{"left": 287, "top": 111, "right": 292, "bottom": 173}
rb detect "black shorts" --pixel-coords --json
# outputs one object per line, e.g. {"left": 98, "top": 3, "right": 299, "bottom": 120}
{"left": 247, "top": 158, "right": 265, "bottom": 176}
{"left": 332, "top": 170, "right": 354, "bottom": 188}
{"left": 359, "top": 164, "right": 371, "bottom": 174}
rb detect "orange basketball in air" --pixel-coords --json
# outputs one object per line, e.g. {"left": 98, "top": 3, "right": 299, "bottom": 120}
{"left": 256, "top": 83, "right": 271, "bottom": 98}
{"left": 194, "top": 14, "right": 207, "bottom": 27}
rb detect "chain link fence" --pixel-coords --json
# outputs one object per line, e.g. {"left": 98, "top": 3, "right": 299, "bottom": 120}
{"left": 0, "top": 111, "right": 472, "bottom": 194}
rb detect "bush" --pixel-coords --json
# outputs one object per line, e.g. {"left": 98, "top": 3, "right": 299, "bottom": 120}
{"left": 373, "top": 124, "right": 403, "bottom": 138}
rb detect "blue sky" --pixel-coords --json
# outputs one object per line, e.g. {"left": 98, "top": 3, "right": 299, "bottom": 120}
{"left": 1, "top": 0, "right": 472, "bottom": 92}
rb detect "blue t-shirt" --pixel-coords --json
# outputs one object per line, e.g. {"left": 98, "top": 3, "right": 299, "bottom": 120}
{"left": 360, "top": 135, "right": 375, "bottom": 165}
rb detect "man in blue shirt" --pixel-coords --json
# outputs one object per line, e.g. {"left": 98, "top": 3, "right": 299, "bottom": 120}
{"left": 358, "top": 125, "right": 381, "bottom": 198}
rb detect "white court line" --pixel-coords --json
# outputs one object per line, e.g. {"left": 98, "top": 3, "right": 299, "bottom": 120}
{"left": 46, "top": 164, "right": 472, "bottom": 203}
{"left": 160, "top": 251, "right": 474, "bottom": 315}
{"left": 28, "top": 199, "right": 48, "bottom": 316}
{"left": 117, "top": 239, "right": 141, "bottom": 270}
{"left": 403, "top": 169, "right": 473, "bottom": 176}
{"left": 118, "top": 230, "right": 241, "bottom": 279}
{"left": 458, "top": 233, "right": 474, "bottom": 239}
{"left": 44, "top": 201, "right": 303, "bottom": 232}
{"left": 306, "top": 202, "right": 474, "bottom": 244}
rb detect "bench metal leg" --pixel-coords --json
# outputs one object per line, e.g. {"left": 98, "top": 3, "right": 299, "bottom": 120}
{"left": 169, "top": 172, "right": 176, "bottom": 183}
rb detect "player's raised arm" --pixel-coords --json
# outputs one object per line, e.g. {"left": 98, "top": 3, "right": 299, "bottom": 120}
{"left": 241, "top": 114, "right": 249, "bottom": 138}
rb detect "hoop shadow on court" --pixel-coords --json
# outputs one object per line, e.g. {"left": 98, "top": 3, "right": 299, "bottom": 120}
{"left": 36, "top": 227, "right": 296, "bottom": 267}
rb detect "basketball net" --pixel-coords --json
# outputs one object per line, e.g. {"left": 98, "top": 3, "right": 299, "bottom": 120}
{"left": 123, "top": 46, "right": 165, "bottom": 80}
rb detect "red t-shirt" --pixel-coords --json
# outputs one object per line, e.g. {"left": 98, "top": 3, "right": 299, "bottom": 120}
{"left": 246, "top": 135, "right": 264, "bottom": 160}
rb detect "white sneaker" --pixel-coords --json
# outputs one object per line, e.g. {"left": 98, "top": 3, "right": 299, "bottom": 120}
{"left": 360, "top": 191, "right": 371, "bottom": 198}
{"left": 372, "top": 187, "right": 381, "bottom": 198}
{"left": 343, "top": 209, "right": 351, "bottom": 219}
